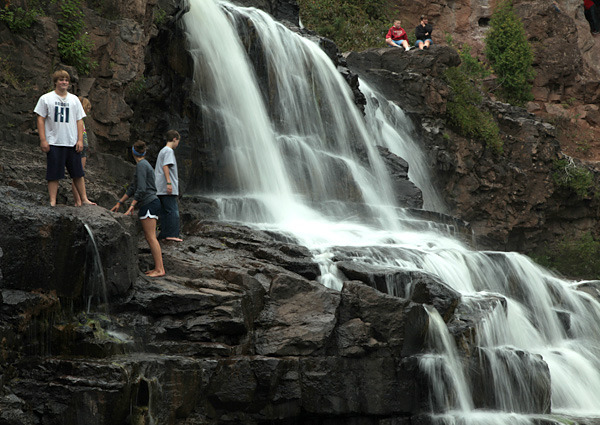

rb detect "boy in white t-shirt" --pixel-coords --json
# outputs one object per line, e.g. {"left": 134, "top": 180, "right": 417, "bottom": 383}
{"left": 34, "top": 70, "right": 95, "bottom": 206}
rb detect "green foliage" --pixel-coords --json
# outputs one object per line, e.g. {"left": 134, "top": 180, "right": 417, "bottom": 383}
{"left": 485, "top": 0, "right": 534, "bottom": 106}
{"left": 58, "top": 0, "right": 97, "bottom": 75}
{"left": 153, "top": 7, "right": 167, "bottom": 26}
{"left": 533, "top": 233, "right": 600, "bottom": 280}
{"left": 127, "top": 76, "right": 147, "bottom": 97}
{"left": 297, "top": 0, "right": 393, "bottom": 51}
{"left": 444, "top": 44, "right": 503, "bottom": 154}
{"left": 0, "top": 4, "right": 41, "bottom": 32}
{"left": 552, "top": 158, "right": 595, "bottom": 198}
{"left": 0, "top": 55, "right": 18, "bottom": 87}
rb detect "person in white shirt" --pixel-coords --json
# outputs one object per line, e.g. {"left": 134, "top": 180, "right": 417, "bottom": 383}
{"left": 34, "top": 70, "right": 95, "bottom": 206}
{"left": 154, "top": 130, "right": 183, "bottom": 242}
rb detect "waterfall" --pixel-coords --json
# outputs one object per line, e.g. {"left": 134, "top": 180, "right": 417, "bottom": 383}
{"left": 183, "top": 0, "right": 600, "bottom": 422}
{"left": 83, "top": 224, "right": 108, "bottom": 313}
{"left": 362, "top": 82, "right": 447, "bottom": 213}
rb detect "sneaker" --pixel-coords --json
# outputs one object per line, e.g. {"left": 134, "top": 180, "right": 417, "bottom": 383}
{"left": 405, "top": 46, "right": 413, "bottom": 51}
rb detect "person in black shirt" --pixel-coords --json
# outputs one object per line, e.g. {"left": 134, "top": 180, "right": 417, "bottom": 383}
{"left": 415, "top": 15, "right": 433, "bottom": 50}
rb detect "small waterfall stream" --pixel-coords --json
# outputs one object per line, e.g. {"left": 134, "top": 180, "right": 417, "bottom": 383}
{"left": 183, "top": 0, "right": 600, "bottom": 422}
{"left": 83, "top": 224, "right": 108, "bottom": 313}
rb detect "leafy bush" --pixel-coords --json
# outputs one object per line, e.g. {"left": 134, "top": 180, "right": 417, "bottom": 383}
{"left": 297, "top": 0, "right": 393, "bottom": 51}
{"left": 57, "top": 0, "right": 97, "bottom": 75}
{"left": 552, "top": 158, "right": 594, "bottom": 198}
{"left": 445, "top": 45, "right": 503, "bottom": 154}
{"left": 533, "top": 233, "right": 600, "bottom": 280}
{"left": 485, "top": 0, "right": 534, "bottom": 106}
{"left": 0, "top": 4, "right": 41, "bottom": 32}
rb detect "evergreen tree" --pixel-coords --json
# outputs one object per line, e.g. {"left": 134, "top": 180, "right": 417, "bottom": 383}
{"left": 485, "top": 0, "right": 535, "bottom": 106}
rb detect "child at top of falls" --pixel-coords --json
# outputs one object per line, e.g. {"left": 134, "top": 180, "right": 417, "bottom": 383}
{"left": 34, "top": 69, "right": 96, "bottom": 207}
{"left": 584, "top": 0, "right": 600, "bottom": 35}
{"left": 386, "top": 19, "right": 412, "bottom": 51}
{"left": 110, "top": 141, "right": 166, "bottom": 277}
{"left": 415, "top": 15, "right": 433, "bottom": 50}
{"left": 72, "top": 96, "right": 92, "bottom": 206}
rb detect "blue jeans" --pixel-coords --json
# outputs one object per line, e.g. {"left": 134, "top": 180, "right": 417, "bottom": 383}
{"left": 158, "top": 195, "right": 180, "bottom": 239}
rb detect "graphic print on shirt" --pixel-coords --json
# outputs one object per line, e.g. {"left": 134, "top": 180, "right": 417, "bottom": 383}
{"left": 54, "top": 101, "right": 70, "bottom": 123}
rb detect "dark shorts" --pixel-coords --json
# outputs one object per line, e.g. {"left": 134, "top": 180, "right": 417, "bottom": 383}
{"left": 138, "top": 198, "right": 162, "bottom": 220}
{"left": 46, "top": 145, "right": 85, "bottom": 181}
{"left": 81, "top": 145, "right": 88, "bottom": 158}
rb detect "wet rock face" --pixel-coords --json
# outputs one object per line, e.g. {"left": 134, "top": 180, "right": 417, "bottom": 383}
{"left": 1, "top": 191, "right": 538, "bottom": 424}
{"left": 347, "top": 46, "right": 600, "bottom": 252}
{"left": 0, "top": 187, "right": 137, "bottom": 300}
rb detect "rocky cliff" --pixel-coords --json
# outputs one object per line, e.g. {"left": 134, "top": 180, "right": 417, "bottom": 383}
{"left": 1, "top": 0, "right": 600, "bottom": 424}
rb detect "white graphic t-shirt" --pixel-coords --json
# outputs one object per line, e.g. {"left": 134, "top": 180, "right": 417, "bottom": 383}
{"left": 34, "top": 92, "right": 86, "bottom": 147}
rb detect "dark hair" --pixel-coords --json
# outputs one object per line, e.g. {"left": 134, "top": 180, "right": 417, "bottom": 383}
{"left": 133, "top": 140, "right": 147, "bottom": 155}
{"left": 165, "top": 130, "right": 180, "bottom": 142}
{"left": 420, "top": 15, "right": 428, "bottom": 21}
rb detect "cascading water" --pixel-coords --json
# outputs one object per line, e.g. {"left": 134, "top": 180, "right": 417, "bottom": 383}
{"left": 183, "top": 1, "right": 600, "bottom": 423}
{"left": 83, "top": 224, "right": 108, "bottom": 313}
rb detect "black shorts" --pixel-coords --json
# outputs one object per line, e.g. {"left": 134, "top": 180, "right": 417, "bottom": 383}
{"left": 138, "top": 198, "right": 162, "bottom": 220}
{"left": 46, "top": 145, "right": 85, "bottom": 181}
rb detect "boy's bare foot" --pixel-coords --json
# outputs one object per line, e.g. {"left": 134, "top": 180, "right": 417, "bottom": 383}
{"left": 82, "top": 200, "right": 97, "bottom": 206}
{"left": 146, "top": 269, "right": 166, "bottom": 277}
{"left": 165, "top": 237, "right": 183, "bottom": 242}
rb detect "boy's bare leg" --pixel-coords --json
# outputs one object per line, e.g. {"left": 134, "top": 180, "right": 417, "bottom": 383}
{"left": 48, "top": 180, "right": 59, "bottom": 206}
{"left": 72, "top": 181, "right": 82, "bottom": 206}
{"left": 72, "top": 177, "right": 96, "bottom": 205}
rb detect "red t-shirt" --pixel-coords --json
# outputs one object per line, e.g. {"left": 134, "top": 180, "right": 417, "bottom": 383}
{"left": 584, "top": 0, "right": 594, "bottom": 9}
{"left": 386, "top": 26, "right": 408, "bottom": 41}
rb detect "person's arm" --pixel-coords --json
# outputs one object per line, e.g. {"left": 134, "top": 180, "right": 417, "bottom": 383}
{"left": 110, "top": 194, "right": 130, "bottom": 212}
{"left": 75, "top": 119, "right": 84, "bottom": 153}
{"left": 415, "top": 25, "right": 423, "bottom": 40}
{"left": 124, "top": 198, "right": 137, "bottom": 215}
{"left": 163, "top": 164, "right": 173, "bottom": 195}
{"left": 37, "top": 115, "right": 50, "bottom": 153}
{"left": 385, "top": 28, "right": 398, "bottom": 47}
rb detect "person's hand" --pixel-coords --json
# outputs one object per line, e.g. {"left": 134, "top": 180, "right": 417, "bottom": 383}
{"left": 166, "top": 184, "right": 173, "bottom": 195}
{"left": 110, "top": 202, "right": 121, "bottom": 212}
{"left": 124, "top": 206, "right": 134, "bottom": 216}
{"left": 75, "top": 140, "right": 83, "bottom": 153}
{"left": 40, "top": 140, "right": 50, "bottom": 153}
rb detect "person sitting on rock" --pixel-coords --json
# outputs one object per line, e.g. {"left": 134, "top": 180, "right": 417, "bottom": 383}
{"left": 584, "top": 0, "right": 600, "bottom": 35}
{"left": 386, "top": 19, "right": 412, "bottom": 51}
{"left": 111, "top": 140, "right": 165, "bottom": 278}
{"left": 415, "top": 15, "right": 433, "bottom": 49}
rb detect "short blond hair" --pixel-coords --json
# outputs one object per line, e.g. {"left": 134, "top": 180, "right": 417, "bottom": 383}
{"left": 79, "top": 97, "right": 92, "bottom": 114}
{"left": 52, "top": 70, "right": 70, "bottom": 84}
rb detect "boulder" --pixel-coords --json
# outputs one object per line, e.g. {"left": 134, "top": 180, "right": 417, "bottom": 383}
{"left": 0, "top": 187, "right": 137, "bottom": 301}
{"left": 254, "top": 274, "right": 340, "bottom": 356}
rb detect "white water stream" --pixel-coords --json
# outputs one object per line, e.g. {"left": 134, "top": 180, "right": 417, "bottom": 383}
{"left": 183, "top": 1, "right": 600, "bottom": 423}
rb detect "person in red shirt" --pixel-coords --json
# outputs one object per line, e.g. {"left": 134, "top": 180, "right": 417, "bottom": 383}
{"left": 386, "top": 19, "right": 412, "bottom": 51}
{"left": 584, "top": 0, "right": 600, "bottom": 34}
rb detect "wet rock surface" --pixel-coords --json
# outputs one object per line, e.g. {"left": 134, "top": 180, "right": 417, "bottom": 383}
{"left": 0, "top": 186, "right": 554, "bottom": 424}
